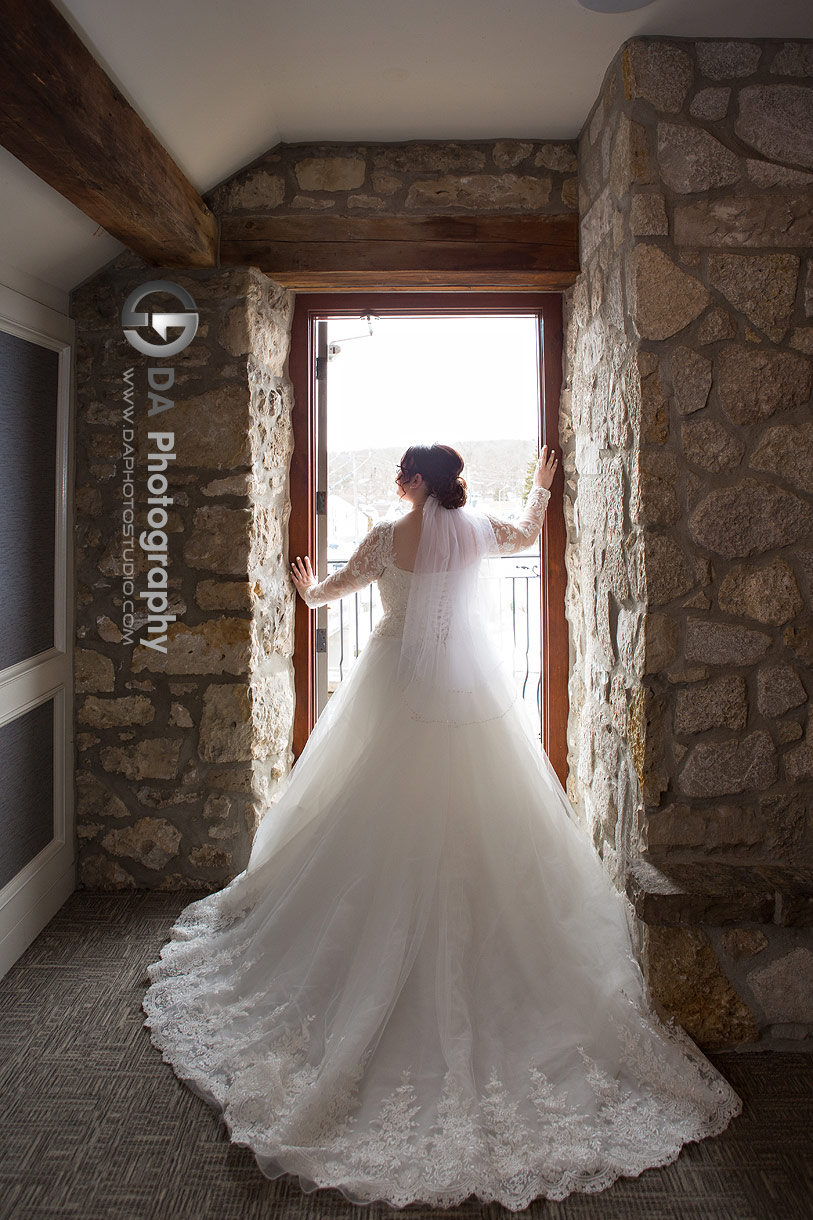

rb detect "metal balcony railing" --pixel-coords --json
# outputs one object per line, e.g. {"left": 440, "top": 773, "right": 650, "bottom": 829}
{"left": 324, "top": 551, "right": 543, "bottom": 733}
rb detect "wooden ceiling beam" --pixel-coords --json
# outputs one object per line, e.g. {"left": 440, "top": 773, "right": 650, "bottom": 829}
{"left": 220, "top": 213, "right": 580, "bottom": 290}
{"left": 0, "top": 0, "right": 218, "bottom": 267}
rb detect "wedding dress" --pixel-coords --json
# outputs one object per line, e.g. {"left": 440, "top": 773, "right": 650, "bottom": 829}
{"left": 142, "top": 484, "right": 742, "bottom": 1210}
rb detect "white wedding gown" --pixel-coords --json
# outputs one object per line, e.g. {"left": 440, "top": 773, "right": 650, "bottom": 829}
{"left": 142, "top": 486, "right": 742, "bottom": 1210}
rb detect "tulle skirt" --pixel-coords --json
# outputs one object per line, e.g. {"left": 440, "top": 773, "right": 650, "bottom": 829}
{"left": 141, "top": 631, "right": 742, "bottom": 1210}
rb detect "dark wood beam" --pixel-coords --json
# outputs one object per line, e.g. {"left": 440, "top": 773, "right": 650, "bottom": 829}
{"left": 0, "top": 0, "right": 218, "bottom": 267}
{"left": 221, "top": 213, "right": 579, "bottom": 290}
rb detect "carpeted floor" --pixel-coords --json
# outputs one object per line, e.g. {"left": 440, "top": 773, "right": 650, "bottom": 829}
{"left": 0, "top": 891, "right": 811, "bottom": 1220}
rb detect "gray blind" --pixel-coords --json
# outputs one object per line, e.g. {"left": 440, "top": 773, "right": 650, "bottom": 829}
{"left": 0, "top": 697, "right": 55, "bottom": 888}
{"left": 0, "top": 328, "right": 59, "bottom": 672}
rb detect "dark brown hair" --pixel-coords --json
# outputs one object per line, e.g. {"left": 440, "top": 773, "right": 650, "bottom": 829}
{"left": 397, "top": 443, "right": 467, "bottom": 509}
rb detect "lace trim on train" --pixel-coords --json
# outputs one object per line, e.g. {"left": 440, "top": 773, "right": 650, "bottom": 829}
{"left": 142, "top": 893, "right": 742, "bottom": 1211}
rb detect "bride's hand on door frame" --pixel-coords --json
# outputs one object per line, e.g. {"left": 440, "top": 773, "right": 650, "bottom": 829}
{"left": 291, "top": 554, "right": 316, "bottom": 596}
{"left": 533, "top": 444, "right": 558, "bottom": 491}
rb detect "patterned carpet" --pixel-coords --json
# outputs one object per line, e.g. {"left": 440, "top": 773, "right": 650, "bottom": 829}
{"left": 0, "top": 891, "right": 811, "bottom": 1220}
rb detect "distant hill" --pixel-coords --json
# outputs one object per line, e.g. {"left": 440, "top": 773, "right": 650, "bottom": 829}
{"left": 328, "top": 438, "right": 538, "bottom": 518}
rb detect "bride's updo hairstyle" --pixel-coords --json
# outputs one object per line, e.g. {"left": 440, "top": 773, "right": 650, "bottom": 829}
{"left": 398, "top": 443, "right": 467, "bottom": 509}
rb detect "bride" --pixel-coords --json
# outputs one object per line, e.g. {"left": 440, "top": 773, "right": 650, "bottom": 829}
{"left": 142, "top": 442, "right": 742, "bottom": 1210}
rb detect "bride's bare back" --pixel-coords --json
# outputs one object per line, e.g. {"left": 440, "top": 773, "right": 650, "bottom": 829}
{"left": 391, "top": 509, "right": 423, "bottom": 571}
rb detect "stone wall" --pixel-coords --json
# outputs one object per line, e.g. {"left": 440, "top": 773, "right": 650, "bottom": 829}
{"left": 204, "top": 138, "right": 578, "bottom": 217}
{"left": 71, "top": 263, "right": 296, "bottom": 890}
{"left": 562, "top": 36, "right": 813, "bottom": 1046}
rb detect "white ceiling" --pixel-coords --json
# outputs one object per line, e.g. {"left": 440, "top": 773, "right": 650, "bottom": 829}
{"left": 1, "top": 0, "right": 810, "bottom": 313}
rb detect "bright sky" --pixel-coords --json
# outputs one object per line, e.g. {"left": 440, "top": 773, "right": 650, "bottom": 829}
{"left": 326, "top": 315, "right": 540, "bottom": 451}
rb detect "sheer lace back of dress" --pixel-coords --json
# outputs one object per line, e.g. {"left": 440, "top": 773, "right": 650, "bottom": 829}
{"left": 300, "top": 485, "right": 552, "bottom": 615}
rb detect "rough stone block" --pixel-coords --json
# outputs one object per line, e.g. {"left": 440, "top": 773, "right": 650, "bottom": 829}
{"left": 77, "top": 695, "right": 155, "bottom": 728}
{"left": 629, "top": 193, "right": 669, "bottom": 236}
{"left": 198, "top": 683, "right": 254, "bottom": 764}
{"left": 671, "top": 346, "right": 712, "bottom": 416}
{"left": 580, "top": 187, "right": 613, "bottom": 261}
{"left": 749, "top": 422, "right": 813, "bottom": 495}
{"left": 717, "top": 346, "right": 810, "bottom": 431}
{"left": 627, "top": 858, "right": 777, "bottom": 925}
{"left": 748, "top": 947, "right": 813, "bottom": 1026}
{"left": 76, "top": 772, "right": 130, "bottom": 822}
{"left": 757, "top": 663, "right": 808, "bottom": 717}
{"left": 405, "top": 174, "right": 551, "bottom": 210}
{"left": 674, "top": 195, "right": 813, "bottom": 248}
{"left": 657, "top": 123, "right": 741, "bottom": 193}
{"left": 708, "top": 253, "right": 800, "bottom": 343}
{"left": 75, "top": 648, "right": 115, "bottom": 693}
{"left": 131, "top": 619, "right": 251, "bottom": 676}
{"left": 370, "top": 171, "right": 401, "bottom": 195}
{"left": 188, "top": 844, "right": 233, "bottom": 871}
{"left": 689, "top": 87, "right": 731, "bottom": 120}
{"left": 637, "top": 448, "right": 680, "bottom": 525}
{"left": 534, "top": 143, "right": 578, "bottom": 172}
{"left": 759, "top": 792, "right": 808, "bottom": 856}
{"left": 745, "top": 160, "right": 813, "bottom": 188}
{"left": 677, "top": 731, "right": 777, "bottom": 797}
{"left": 195, "top": 580, "right": 253, "bottom": 611}
{"left": 80, "top": 855, "right": 136, "bottom": 890}
{"left": 493, "top": 140, "right": 534, "bottom": 168}
{"left": 609, "top": 114, "right": 651, "bottom": 199}
{"left": 688, "top": 480, "right": 813, "bottom": 558}
{"left": 718, "top": 558, "right": 803, "bottom": 626}
{"left": 675, "top": 675, "right": 748, "bottom": 735}
{"left": 645, "top": 924, "right": 759, "bottom": 1048}
{"left": 770, "top": 43, "right": 813, "bottom": 77}
{"left": 101, "top": 817, "right": 182, "bottom": 870}
{"left": 625, "top": 245, "right": 710, "bottom": 341}
{"left": 784, "top": 730, "right": 813, "bottom": 783}
{"left": 697, "top": 307, "right": 737, "bottom": 344}
{"left": 696, "top": 41, "right": 762, "bottom": 79}
{"left": 218, "top": 171, "right": 285, "bottom": 211}
{"left": 735, "top": 85, "right": 813, "bottom": 169}
{"left": 372, "top": 143, "right": 487, "bottom": 173}
{"left": 643, "top": 612, "right": 680, "bottom": 673}
{"left": 295, "top": 157, "right": 366, "bottom": 191}
{"left": 183, "top": 506, "right": 253, "bottom": 574}
{"left": 681, "top": 418, "right": 744, "bottom": 472}
{"left": 685, "top": 618, "right": 772, "bottom": 666}
{"left": 642, "top": 534, "right": 695, "bottom": 604}
{"left": 622, "top": 42, "right": 694, "bottom": 113}
{"left": 135, "top": 384, "right": 251, "bottom": 470}
{"left": 99, "top": 738, "right": 183, "bottom": 781}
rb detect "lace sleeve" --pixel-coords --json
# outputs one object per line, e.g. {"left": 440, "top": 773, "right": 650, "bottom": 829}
{"left": 299, "top": 522, "right": 392, "bottom": 608}
{"left": 485, "top": 485, "right": 551, "bottom": 555}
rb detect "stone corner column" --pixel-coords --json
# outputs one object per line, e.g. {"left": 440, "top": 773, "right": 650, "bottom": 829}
{"left": 569, "top": 34, "right": 813, "bottom": 1047}
{"left": 71, "top": 259, "right": 297, "bottom": 891}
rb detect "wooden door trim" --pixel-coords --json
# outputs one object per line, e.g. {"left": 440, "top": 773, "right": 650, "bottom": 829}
{"left": 289, "top": 292, "right": 568, "bottom": 787}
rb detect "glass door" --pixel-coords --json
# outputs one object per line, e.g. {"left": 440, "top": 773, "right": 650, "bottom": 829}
{"left": 0, "top": 286, "right": 75, "bottom": 979}
{"left": 315, "top": 312, "right": 543, "bottom": 730}
{"left": 290, "top": 292, "right": 567, "bottom": 784}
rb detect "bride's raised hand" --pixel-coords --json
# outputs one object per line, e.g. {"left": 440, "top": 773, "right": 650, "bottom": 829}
{"left": 290, "top": 554, "right": 316, "bottom": 597}
{"left": 533, "top": 444, "right": 558, "bottom": 491}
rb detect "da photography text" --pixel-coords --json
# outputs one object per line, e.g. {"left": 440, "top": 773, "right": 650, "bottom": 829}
{"left": 118, "top": 280, "right": 199, "bottom": 652}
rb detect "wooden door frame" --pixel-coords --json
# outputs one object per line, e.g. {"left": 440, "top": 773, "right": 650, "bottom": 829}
{"left": 288, "top": 292, "right": 568, "bottom": 787}
{"left": 0, "top": 283, "right": 76, "bottom": 979}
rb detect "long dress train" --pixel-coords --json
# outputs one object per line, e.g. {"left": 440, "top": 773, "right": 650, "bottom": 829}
{"left": 141, "top": 485, "right": 742, "bottom": 1210}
